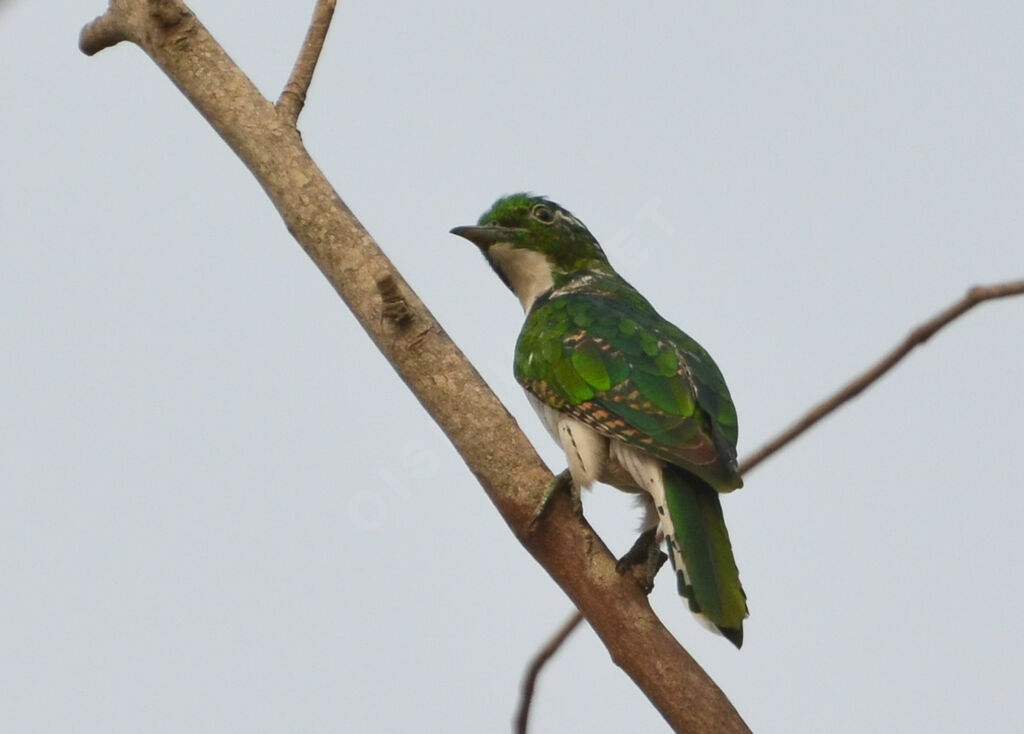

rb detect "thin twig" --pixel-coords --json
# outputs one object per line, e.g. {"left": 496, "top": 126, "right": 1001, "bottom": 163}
{"left": 739, "top": 279, "right": 1024, "bottom": 473}
{"left": 277, "top": 0, "right": 337, "bottom": 125}
{"left": 514, "top": 612, "right": 584, "bottom": 734}
{"left": 515, "top": 278, "right": 1024, "bottom": 731}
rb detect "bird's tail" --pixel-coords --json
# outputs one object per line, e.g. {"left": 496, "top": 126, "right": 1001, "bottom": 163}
{"left": 661, "top": 465, "right": 748, "bottom": 648}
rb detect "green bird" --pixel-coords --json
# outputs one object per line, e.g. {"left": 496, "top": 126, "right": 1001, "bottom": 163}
{"left": 451, "top": 194, "right": 748, "bottom": 647}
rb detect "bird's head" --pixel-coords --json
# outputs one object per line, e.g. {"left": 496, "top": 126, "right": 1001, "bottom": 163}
{"left": 451, "top": 193, "right": 610, "bottom": 311}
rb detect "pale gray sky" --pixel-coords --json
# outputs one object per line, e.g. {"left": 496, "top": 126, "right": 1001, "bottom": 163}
{"left": 3, "top": 2, "right": 1023, "bottom": 732}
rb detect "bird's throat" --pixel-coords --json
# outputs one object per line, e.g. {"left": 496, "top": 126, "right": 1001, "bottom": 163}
{"left": 487, "top": 244, "right": 555, "bottom": 312}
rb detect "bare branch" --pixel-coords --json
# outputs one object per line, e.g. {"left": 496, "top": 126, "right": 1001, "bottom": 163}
{"left": 515, "top": 611, "right": 584, "bottom": 734}
{"left": 78, "top": 2, "right": 749, "bottom": 732}
{"left": 516, "top": 278, "right": 1024, "bottom": 729}
{"left": 79, "top": 6, "right": 127, "bottom": 54}
{"left": 277, "top": 0, "right": 337, "bottom": 125}
{"left": 80, "top": 0, "right": 191, "bottom": 55}
{"left": 739, "top": 278, "right": 1024, "bottom": 474}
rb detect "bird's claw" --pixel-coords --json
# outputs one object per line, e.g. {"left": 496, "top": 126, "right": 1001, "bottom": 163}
{"left": 527, "top": 468, "right": 579, "bottom": 534}
{"left": 616, "top": 528, "right": 667, "bottom": 594}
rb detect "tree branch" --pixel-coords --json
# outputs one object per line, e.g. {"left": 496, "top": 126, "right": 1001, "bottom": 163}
{"left": 515, "top": 611, "right": 584, "bottom": 734}
{"left": 517, "top": 521, "right": 674, "bottom": 732}
{"left": 277, "top": 0, "right": 337, "bottom": 125}
{"left": 739, "top": 279, "right": 1024, "bottom": 474}
{"left": 80, "top": 0, "right": 189, "bottom": 56}
{"left": 514, "top": 277, "right": 1024, "bottom": 729}
{"left": 79, "top": 5, "right": 128, "bottom": 54}
{"left": 78, "top": 2, "right": 748, "bottom": 732}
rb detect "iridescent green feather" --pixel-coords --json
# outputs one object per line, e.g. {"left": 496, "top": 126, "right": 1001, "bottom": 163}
{"left": 514, "top": 271, "right": 742, "bottom": 493}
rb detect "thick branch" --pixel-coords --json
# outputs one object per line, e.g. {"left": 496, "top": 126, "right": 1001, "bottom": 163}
{"left": 739, "top": 279, "right": 1024, "bottom": 474}
{"left": 277, "top": 0, "right": 337, "bottom": 125}
{"left": 78, "top": 2, "right": 747, "bottom": 732}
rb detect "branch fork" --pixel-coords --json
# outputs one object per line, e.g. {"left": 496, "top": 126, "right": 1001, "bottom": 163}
{"left": 277, "top": 0, "right": 337, "bottom": 125}
{"left": 82, "top": 0, "right": 336, "bottom": 130}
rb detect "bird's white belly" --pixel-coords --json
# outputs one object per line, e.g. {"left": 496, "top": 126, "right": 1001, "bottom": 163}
{"left": 526, "top": 395, "right": 712, "bottom": 628}
{"left": 526, "top": 394, "right": 670, "bottom": 533}
{"left": 527, "top": 394, "right": 608, "bottom": 488}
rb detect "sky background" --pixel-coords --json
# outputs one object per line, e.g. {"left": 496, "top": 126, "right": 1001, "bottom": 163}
{"left": 3, "top": 2, "right": 1023, "bottom": 732}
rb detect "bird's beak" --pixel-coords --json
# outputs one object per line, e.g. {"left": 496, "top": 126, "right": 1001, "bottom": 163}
{"left": 449, "top": 225, "right": 515, "bottom": 250}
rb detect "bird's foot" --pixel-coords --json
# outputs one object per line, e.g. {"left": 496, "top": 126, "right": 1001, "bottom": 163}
{"left": 615, "top": 528, "right": 667, "bottom": 595}
{"left": 527, "top": 468, "right": 579, "bottom": 534}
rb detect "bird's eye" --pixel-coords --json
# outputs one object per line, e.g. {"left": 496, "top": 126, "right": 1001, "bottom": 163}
{"left": 533, "top": 206, "right": 554, "bottom": 222}
{"left": 532, "top": 205, "right": 555, "bottom": 223}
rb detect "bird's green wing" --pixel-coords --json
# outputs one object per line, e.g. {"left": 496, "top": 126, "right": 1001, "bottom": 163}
{"left": 515, "top": 275, "right": 741, "bottom": 492}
